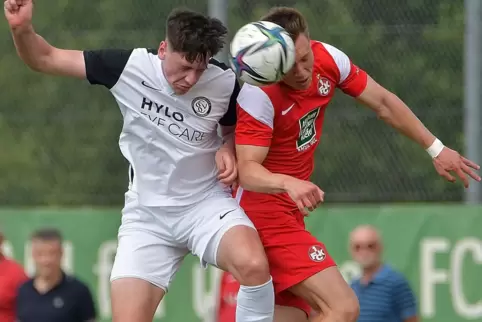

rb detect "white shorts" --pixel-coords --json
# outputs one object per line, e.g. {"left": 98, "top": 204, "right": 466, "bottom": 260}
{"left": 110, "top": 190, "right": 255, "bottom": 291}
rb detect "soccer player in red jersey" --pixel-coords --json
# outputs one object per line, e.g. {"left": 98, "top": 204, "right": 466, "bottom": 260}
{"left": 235, "top": 7, "right": 481, "bottom": 322}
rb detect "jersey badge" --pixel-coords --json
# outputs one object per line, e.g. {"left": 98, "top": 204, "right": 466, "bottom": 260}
{"left": 191, "top": 96, "right": 212, "bottom": 117}
{"left": 308, "top": 245, "right": 326, "bottom": 262}
{"left": 317, "top": 74, "right": 332, "bottom": 97}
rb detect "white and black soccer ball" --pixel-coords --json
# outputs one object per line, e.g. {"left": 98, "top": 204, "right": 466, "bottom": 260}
{"left": 229, "top": 21, "right": 296, "bottom": 86}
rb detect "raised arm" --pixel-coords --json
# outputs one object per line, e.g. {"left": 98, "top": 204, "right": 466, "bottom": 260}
{"left": 326, "top": 43, "right": 481, "bottom": 187}
{"left": 357, "top": 76, "right": 480, "bottom": 186}
{"left": 5, "top": 0, "right": 86, "bottom": 77}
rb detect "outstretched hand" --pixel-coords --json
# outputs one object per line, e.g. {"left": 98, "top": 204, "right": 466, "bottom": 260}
{"left": 4, "top": 0, "right": 33, "bottom": 29}
{"left": 433, "top": 147, "right": 481, "bottom": 188}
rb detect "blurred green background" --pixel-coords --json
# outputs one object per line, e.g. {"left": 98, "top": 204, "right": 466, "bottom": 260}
{"left": 0, "top": 0, "right": 467, "bottom": 205}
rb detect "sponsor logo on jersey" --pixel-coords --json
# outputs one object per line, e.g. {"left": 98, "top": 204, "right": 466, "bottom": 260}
{"left": 140, "top": 97, "right": 209, "bottom": 144}
{"left": 308, "top": 245, "right": 326, "bottom": 262}
{"left": 317, "top": 75, "right": 332, "bottom": 97}
{"left": 141, "top": 97, "right": 184, "bottom": 121}
{"left": 191, "top": 96, "right": 212, "bottom": 117}
{"left": 296, "top": 108, "right": 320, "bottom": 151}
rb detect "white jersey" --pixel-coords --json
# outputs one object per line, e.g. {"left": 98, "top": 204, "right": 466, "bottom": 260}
{"left": 83, "top": 48, "right": 239, "bottom": 207}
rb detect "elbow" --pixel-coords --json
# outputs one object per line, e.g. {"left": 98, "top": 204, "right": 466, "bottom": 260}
{"left": 27, "top": 62, "right": 44, "bottom": 73}
{"left": 17, "top": 53, "right": 47, "bottom": 73}
{"left": 374, "top": 92, "right": 397, "bottom": 121}
{"left": 17, "top": 47, "right": 55, "bottom": 74}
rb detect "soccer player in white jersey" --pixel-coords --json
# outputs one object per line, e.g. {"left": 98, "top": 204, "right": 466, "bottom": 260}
{"left": 4, "top": 2, "right": 276, "bottom": 322}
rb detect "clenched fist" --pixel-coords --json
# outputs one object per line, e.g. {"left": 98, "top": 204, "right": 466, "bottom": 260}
{"left": 4, "top": 0, "right": 33, "bottom": 29}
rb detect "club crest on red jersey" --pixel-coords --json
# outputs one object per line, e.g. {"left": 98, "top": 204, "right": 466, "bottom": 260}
{"left": 308, "top": 245, "right": 326, "bottom": 262}
{"left": 317, "top": 74, "right": 331, "bottom": 97}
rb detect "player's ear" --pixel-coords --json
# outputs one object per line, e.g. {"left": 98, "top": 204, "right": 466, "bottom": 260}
{"left": 158, "top": 41, "right": 167, "bottom": 60}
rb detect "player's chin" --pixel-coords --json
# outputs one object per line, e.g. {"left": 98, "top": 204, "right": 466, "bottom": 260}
{"left": 297, "top": 77, "right": 311, "bottom": 89}
{"left": 174, "top": 85, "right": 192, "bottom": 95}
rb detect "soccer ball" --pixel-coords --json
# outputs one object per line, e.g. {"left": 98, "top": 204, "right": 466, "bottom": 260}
{"left": 230, "top": 21, "right": 296, "bottom": 86}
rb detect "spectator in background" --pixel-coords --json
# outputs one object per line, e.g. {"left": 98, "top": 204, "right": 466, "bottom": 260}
{"left": 16, "top": 228, "right": 97, "bottom": 322}
{"left": 349, "top": 225, "right": 418, "bottom": 322}
{"left": 0, "top": 227, "right": 28, "bottom": 322}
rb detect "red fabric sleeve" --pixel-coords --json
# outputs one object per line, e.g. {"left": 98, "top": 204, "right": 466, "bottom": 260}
{"left": 338, "top": 62, "right": 368, "bottom": 97}
{"left": 235, "top": 105, "right": 273, "bottom": 147}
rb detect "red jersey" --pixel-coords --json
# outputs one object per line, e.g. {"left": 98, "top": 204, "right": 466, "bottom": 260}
{"left": 216, "top": 272, "right": 240, "bottom": 322}
{"left": 0, "top": 255, "right": 28, "bottom": 322}
{"left": 236, "top": 41, "right": 368, "bottom": 212}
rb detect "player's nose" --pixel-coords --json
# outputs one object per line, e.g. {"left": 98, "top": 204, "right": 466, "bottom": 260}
{"left": 185, "top": 70, "right": 201, "bottom": 86}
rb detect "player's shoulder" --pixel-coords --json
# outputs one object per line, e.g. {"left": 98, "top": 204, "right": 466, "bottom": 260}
{"left": 207, "top": 58, "right": 237, "bottom": 86}
{"left": 123, "top": 48, "right": 158, "bottom": 66}
{"left": 311, "top": 40, "right": 352, "bottom": 83}
{"left": 105, "top": 48, "right": 162, "bottom": 87}
{"left": 238, "top": 82, "right": 284, "bottom": 107}
{"left": 311, "top": 41, "right": 348, "bottom": 61}
{"left": 236, "top": 83, "right": 286, "bottom": 126}
{"left": 193, "top": 58, "right": 239, "bottom": 98}
{"left": 237, "top": 83, "right": 280, "bottom": 110}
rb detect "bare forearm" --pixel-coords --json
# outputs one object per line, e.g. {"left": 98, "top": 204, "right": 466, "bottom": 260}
{"left": 377, "top": 92, "right": 436, "bottom": 148}
{"left": 222, "top": 132, "right": 235, "bottom": 152}
{"left": 11, "top": 25, "right": 55, "bottom": 71}
{"left": 238, "top": 160, "right": 289, "bottom": 193}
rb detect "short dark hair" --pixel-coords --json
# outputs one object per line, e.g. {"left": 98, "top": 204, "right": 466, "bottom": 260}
{"left": 31, "top": 228, "right": 63, "bottom": 243}
{"left": 166, "top": 8, "right": 228, "bottom": 63}
{"left": 260, "top": 7, "right": 309, "bottom": 41}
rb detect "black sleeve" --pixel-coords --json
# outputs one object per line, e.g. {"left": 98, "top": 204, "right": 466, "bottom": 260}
{"left": 83, "top": 49, "right": 133, "bottom": 89}
{"left": 219, "top": 79, "right": 240, "bottom": 127}
{"left": 77, "top": 283, "right": 97, "bottom": 321}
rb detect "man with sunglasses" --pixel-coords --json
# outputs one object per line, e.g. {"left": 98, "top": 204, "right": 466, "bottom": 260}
{"left": 349, "top": 225, "right": 418, "bottom": 322}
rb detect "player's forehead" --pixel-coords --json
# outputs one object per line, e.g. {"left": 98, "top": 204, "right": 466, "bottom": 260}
{"left": 294, "top": 33, "right": 311, "bottom": 59}
{"left": 172, "top": 50, "right": 209, "bottom": 70}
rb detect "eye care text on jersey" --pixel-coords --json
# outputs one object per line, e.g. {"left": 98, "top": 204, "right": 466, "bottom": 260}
{"left": 140, "top": 97, "right": 208, "bottom": 144}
